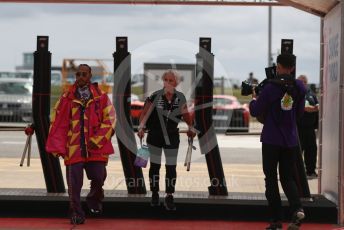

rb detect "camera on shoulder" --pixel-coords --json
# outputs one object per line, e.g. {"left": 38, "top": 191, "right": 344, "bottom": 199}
{"left": 241, "top": 65, "right": 277, "bottom": 96}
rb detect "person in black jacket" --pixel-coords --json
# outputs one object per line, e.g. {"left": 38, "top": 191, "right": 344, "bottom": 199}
{"left": 137, "top": 69, "right": 195, "bottom": 211}
{"left": 297, "top": 75, "right": 319, "bottom": 179}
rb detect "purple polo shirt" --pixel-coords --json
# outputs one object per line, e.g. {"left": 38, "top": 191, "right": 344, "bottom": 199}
{"left": 249, "top": 79, "right": 306, "bottom": 147}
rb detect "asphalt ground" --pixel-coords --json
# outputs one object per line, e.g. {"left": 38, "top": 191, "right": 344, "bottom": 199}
{"left": 0, "top": 130, "right": 318, "bottom": 194}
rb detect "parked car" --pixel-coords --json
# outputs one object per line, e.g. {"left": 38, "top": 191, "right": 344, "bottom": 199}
{"left": 0, "top": 78, "right": 33, "bottom": 123}
{"left": 107, "top": 93, "right": 144, "bottom": 129}
{"left": 130, "top": 100, "right": 144, "bottom": 129}
{"left": 107, "top": 93, "right": 249, "bottom": 132}
{"left": 51, "top": 70, "right": 62, "bottom": 86}
{"left": 212, "top": 95, "right": 249, "bottom": 132}
{"left": 0, "top": 71, "right": 33, "bottom": 79}
{"left": 180, "top": 95, "right": 249, "bottom": 133}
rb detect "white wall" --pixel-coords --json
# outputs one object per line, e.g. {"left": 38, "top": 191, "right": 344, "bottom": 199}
{"left": 321, "top": 1, "right": 343, "bottom": 220}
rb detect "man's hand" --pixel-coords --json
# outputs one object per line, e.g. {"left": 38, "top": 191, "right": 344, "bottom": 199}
{"left": 252, "top": 87, "right": 257, "bottom": 99}
{"left": 305, "top": 105, "right": 319, "bottom": 112}
{"left": 137, "top": 128, "right": 145, "bottom": 139}
{"left": 53, "top": 152, "right": 65, "bottom": 159}
{"left": 314, "top": 104, "right": 319, "bottom": 111}
{"left": 187, "top": 130, "right": 196, "bottom": 138}
{"left": 187, "top": 127, "right": 196, "bottom": 138}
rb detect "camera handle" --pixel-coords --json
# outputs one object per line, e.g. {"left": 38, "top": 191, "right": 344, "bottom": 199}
{"left": 20, "top": 124, "right": 34, "bottom": 167}
{"left": 184, "top": 137, "right": 197, "bottom": 171}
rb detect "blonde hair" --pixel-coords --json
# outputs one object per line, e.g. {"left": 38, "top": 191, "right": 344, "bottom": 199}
{"left": 161, "top": 69, "right": 181, "bottom": 85}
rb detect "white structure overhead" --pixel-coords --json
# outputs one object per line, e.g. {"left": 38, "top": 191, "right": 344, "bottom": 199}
{"left": 0, "top": 0, "right": 340, "bottom": 16}
{"left": 278, "top": 0, "right": 339, "bottom": 16}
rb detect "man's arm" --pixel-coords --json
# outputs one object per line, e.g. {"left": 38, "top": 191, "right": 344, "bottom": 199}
{"left": 137, "top": 100, "right": 153, "bottom": 139}
{"left": 181, "top": 103, "right": 196, "bottom": 138}
{"left": 88, "top": 94, "right": 116, "bottom": 149}
{"left": 181, "top": 103, "right": 193, "bottom": 127}
{"left": 249, "top": 85, "right": 269, "bottom": 118}
{"left": 45, "top": 96, "right": 70, "bottom": 157}
{"left": 304, "top": 104, "right": 318, "bottom": 112}
{"left": 305, "top": 93, "right": 319, "bottom": 112}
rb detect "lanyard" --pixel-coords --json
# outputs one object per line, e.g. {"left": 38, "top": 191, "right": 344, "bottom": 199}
{"left": 166, "top": 100, "right": 173, "bottom": 122}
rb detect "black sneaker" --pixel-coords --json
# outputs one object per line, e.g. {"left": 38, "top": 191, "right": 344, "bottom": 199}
{"left": 265, "top": 222, "right": 282, "bottom": 230}
{"left": 89, "top": 208, "right": 102, "bottom": 216}
{"left": 287, "top": 209, "right": 305, "bottom": 230}
{"left": 70, "top": 215, "right": 85, "bottom": 225}
{"left": 164, "top": 194, "right": 176, "bottom": 211}
{"left": 151, "top": 192, "right": 160, "bottom": 207}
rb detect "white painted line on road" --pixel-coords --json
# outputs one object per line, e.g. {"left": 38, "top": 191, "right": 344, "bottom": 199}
{"left": 1, "top": 141, "right": 25, "bottom": 144}
{"left": 216, "top": 135, "right": 261, "bottom": 149}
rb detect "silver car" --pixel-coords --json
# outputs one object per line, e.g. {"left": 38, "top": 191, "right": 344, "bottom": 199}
{"left": 0, "top": 78, "right": 32, "bottom": 122}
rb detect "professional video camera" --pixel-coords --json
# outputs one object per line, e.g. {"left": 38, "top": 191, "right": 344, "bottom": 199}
{"left": 241, "top": 65, "right": 277, "bottom": 96}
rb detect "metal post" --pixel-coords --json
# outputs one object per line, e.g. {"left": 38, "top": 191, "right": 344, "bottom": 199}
{"left": 268, "top": 5, "right": 272, "bottom": 66}
{"left": 33, "top": 36, "right": 65, "bottom": 193}
{"left": 318, "top": 18, "right": 324, "bottom": 195}
{"left": 195, "top": 37, "right": 228, "bottom": 195}
{"left": 338, "top": 1, "right": 344, "bottom": 224}
{"left": 113, "top": 37, "right": 146, "bottom": 194}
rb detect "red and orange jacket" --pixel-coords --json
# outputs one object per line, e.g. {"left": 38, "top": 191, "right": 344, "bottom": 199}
{"left": 46, "top": 83, "right": 116, "bottom": 165}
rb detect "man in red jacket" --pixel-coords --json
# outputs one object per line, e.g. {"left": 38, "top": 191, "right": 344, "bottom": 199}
{"left": 46, "top": 64, "right": 116, "bottom": 225}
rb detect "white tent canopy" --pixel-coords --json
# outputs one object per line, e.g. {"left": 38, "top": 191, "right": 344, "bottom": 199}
{"left": 0, "top": 0, "right": 339, "bottom": 16}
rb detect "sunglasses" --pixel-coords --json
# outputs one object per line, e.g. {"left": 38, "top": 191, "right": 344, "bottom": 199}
{"left": 76, "top": 72, "right": 88, "bottom": 77}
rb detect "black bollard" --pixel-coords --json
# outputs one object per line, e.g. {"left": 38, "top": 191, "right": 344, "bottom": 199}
{"left": 113, "top": 37, "right": 146, "bottom": 194}
{"left": 195, "top": 37, "right": 228, "bottom": 196}
{"left": 33, "top": 36, "right": 65, "bottom": 193}
{"left": 281, "top": 39, "right": 311, "bottom": 198}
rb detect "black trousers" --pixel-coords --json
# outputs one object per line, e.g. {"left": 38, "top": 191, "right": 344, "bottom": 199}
{"left": 66, "top": 162, "right": 107, "bottom": 218}
{"left": 262, "top": 144, "right": 302, "bottom": 222}
{"left": 298, "top": 127, "right": 317, "bottom": 174}
{"left": 147, "top": 132, "right": 180, "bottom": 194}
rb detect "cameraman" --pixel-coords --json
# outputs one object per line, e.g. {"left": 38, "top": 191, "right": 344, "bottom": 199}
{"left": 249, "top": 53, "right": 306, "bottom": 230}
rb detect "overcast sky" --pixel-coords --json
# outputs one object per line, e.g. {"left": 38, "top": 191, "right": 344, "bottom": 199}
{"left": 0, "top": 3, "right": 321, "bottom": 83}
